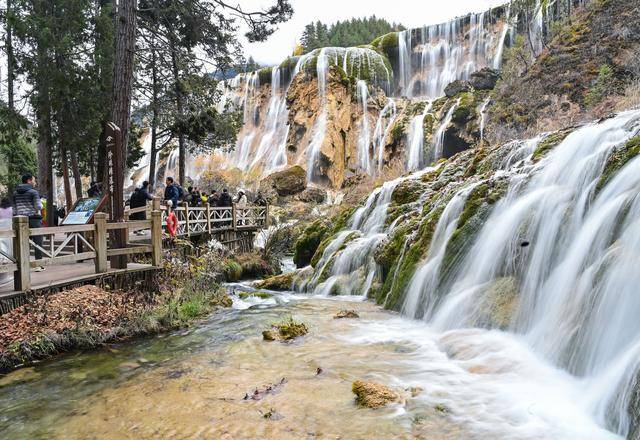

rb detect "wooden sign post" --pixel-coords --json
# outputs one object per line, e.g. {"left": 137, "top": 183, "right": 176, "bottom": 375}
{"left": 105, "top": 122, "right": 127, "bottom": 269}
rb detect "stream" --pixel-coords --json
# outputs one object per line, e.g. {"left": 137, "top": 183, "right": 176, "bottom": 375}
{"left": 0, "top": 274, "right": 621, "bottom": 439}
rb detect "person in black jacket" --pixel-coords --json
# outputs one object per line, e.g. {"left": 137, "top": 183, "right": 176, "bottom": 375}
{"left": 12, "top": 173, "right": 45, "bottom": 271}
{"left": 217, "top": 188, "right": 233, "bottom": 207}
{"left": 129, "top": 181, "right": 154, "bottom": 221}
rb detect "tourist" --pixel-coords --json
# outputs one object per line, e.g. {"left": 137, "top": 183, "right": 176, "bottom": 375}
{"left": 165, "top": 200, "right": 178, "bottom": 237}
{"left": 217, "top": 188, "right": 233, "bottom": 207}
{"left": 0, "top": 197, "right": 12, "bottom": 220}
{"left": 164, "top": 177, "right": 179, "bottom": 210}
{"left": 254, "top": 192, "right": 267, "bottom": 206}
{"left": 12, "top": 173, "right": 45, "bottom": 272}
{"left": 87, "top": 181, "right": 103, "bottom": 198}
{"left": 235, "top": 190, "right": 248, "bottom": 208}
{"left": 201, "top": 192, "right": 208, "bottom": 205}
{"left": 209, "top": 190, "right": 220, "bottom": 205}
{"left": 129, "top": 181, "right": 154, "bottom": 235}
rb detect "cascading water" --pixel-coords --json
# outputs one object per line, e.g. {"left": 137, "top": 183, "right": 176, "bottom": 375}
{"left": 492, "top": 5, "right": 511, "bottom": 69}
{"left": 303, "top": 169, "right": 431, "bottom": 297}
{"left": 479, "top": 97, "right": 491, "bottom": 142}
{"left": 356, "top": 80, "right": 372, "bottom": 174}
{"left": 399, "top": 110, "right": 640, "bottom": 437}
{"left": 431, "top": 98, "right": 460, "bottom": 162}
{"left": 372, "top": 99, "right": 398, "bottom": 174}
{"left": 406, "top": 101, "right": 433, "bottom": 171}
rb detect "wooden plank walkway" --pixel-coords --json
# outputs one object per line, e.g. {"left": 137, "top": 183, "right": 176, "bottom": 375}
{"left": 0, "top": 261, "right": 153, "bottom": 297}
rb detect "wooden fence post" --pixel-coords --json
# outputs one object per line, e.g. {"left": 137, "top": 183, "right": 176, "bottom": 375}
{"left": 231, "top": 204, "right": 237, "bottom": 231}
{"left": 151, "top": 209, "right": 162, "bottom": 267}
{"left": 94, "top": 213, "right": 108, "bottom": 273}
{"left": 184, "top": 202, "right": 190, "bottom": 237}
{"left": 12, "top": 216, "right": 30, "bottom": 291}
{"left": 206, "top": 202, "right": 212, "bottom": 234}
{"left": 152, "top": 198, "right": 160, "bottom": 212}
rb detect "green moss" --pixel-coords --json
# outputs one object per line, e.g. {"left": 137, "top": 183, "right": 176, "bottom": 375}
{"left": 254, "top": 272, "right": 296, "bottom": 291}
{"left": 391, "top": 179, "right": 427, "bottom": 206}
{"left": 379, "top": 204, "right": 445, "bottom": 309}
{"left": 257, "top": 66, "right": 273, "bottom": 85}
{"left": 238, "top": 291, "right": 273, "bottom": 299}
{"left": 279, "top": 56, "right": 300, "bottom": 72}
{"left": 532, "top": 128, "right": 573, "bottom": 161}
{"left": 263, "top": 316, "right": 308, "bottom": 341}
{"left": 597, "top": 135, "right": 640, "bottom": 192}
{"left": 222, "top": 260, "right": 243, "bottom": 281}
{"left": 294, "top": 219, "right": 330, "bottom": 268}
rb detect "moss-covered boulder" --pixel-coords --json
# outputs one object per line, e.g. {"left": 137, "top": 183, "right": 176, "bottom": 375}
{"left": 532, "top": 127, "right": 574, "bottom": 161}
{"left": 444, "top": 80, "right": 471, "bottom": 98}
{"left": 597, "top": 135, "right": 640, "bottom": 192}
{"left": 469, "top": 67, "right": 500, "bottom": 90}
{"left": 294, "top": 219, "right": 331, "bottom": 268}
{"left": 262, "top": 166, "right": 307, "bottom": 197}
{"left": 254, "top": 271, "right": 295, "bottom": 291}
{"left": 262, "top": 317, "right": 308, "bottom": 341}
{"left": 352, "top": 380, "right": 403, "bottom": 409}
{"left": 222, "top": 253, "right": 280, "bottom": 281}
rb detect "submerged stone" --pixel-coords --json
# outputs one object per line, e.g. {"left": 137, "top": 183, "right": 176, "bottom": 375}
{"left": 334, "top": 310, "right": 360, "bottom": 319}
{"left": 352, "top": 380, "right": 403, "bottom": 409}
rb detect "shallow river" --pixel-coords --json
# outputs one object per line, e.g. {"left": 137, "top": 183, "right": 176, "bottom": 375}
{"left": 0, "top": 285, "right": 621, "bottom": 439}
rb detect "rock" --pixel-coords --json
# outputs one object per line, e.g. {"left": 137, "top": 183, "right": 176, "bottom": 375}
{"left": 262, "top": 166, "right": 307, "bottom": 196}
{"left": 118, "top": 362, "right": 141, "bottom": 371}
{"left": 295, "top": 187, "right": 327, "bottom": 203}
{"left": 407, "top": 386, "right": 423, "bottom": 398}
{"left": 352, "top": 380, "right": 403, "bottom": 409}
{"left": 477, "top": 277, "right": 519, "bottom": 329}
{"left": 254, "top": 272, "right": 295, "bottom": 291}
{"left": 469, "top": 67, "right": 500, "bottom": 90}
{"left": 629, "top": 374, "right": 640, "bottom": 440}
{"left": 444, "top": 80, "right": 471, "bottom": 98}
{"left": 262, "top": 317, "right": 308, "bottom": 341}
{"left": 0, "top": 367, "right": 41, "bottom": 387}
{"left": 244, "top": 377, "right": 287, "bottom": 400}
{"left": 334, "top": 309, "right": 360, "bottom": 319}
{"left": 238, "top": 291, "right": 273, "bottom": 299}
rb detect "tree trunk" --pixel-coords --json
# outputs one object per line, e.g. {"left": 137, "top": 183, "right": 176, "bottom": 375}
{"left": 96, "top": 0, "right": 115, "bottom": 186}
{"left": 170, "top": 43, "right": 186, "bottom": 185}
{"left": 111, "top": 0, "right": 136, "bottom": 157}
{"left": 110, "top": 0, "right": 136, "bottom": 269}
{"left": 6, "top": 0, "right": 15, "bottom": 110}
{"left": 148, "top": 44, "right": 159, "bottom": 188}
{"left": 70, "top": 152, "right": 83, "bottom": 200}
{"left": 61, "top": 147, "right": 73, "bottom": 211}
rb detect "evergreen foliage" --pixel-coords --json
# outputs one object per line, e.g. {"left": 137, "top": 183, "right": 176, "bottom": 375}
{"left": 300, "top": 16, "right": 404, "bottom": 53}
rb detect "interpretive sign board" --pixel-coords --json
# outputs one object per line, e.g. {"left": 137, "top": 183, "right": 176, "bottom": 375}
{"left": 61, "top": 196, "right": 107, "bottom": 225}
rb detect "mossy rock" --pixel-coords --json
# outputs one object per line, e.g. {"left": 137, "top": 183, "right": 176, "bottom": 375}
{"left": 352, "top": 380, "right": 403, "bottom": 409}
{"left": 532, "top": 128, "right": 574, "bottom": 161}
{"left": 254, "top": 272, "right": 295, "bottom": 291}
{"left": 238, "top": 291, "right": 273, "bottom": 300}
{"left": 222, "top": 260, "right": 243, "bottom": 282}
{"left": 596, "top": 135, "right": 640, "bottom": 192}
{"left": 262, "top": 317, "right": 308, "bottom": 341}
{"left": 262, "top": 165, "right": 307, "bottom": 197}
{"left": 391, "top": 179, "right": 428, "bottom": 206}
{"left": 294, "top": 219, "right": 331, "bottom": 268}
{"left": 257, "top": 67, "right": 273, "bottom": 85}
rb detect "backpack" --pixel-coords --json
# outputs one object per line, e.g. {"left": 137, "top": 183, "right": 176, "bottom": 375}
{"left": 176, "top": 185, "right": 187, "bottom": 201}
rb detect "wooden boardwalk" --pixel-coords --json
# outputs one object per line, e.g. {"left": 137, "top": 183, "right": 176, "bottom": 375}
{"left": 0, "top": 201, "right": 269, "bottom": 307}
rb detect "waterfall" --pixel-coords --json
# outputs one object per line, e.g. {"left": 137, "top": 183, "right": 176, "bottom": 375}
{"left": 432, "top": 98, "right": 460, "bottom": 162}
{"left": 356, "top": 80, "right": 372, "bottom": 174}
{"left": 304, "top": 168, "right": 433, "bottom": 297}
{"left": 492, "top": 6, "right": 511, "bottom": 69}
{"left": 398, "top": 30, "right": 412, "bottom": 96}
{"left": 305, "top": 48, "right": 330, "bottom": 183}
{"left": 479, "top": 97, "right": 491, "bottom": 142}
{"left": 401, "top": 183, "right": 478, "bottom": 318}
{"left": 423, "top": 110, "right": 640, "bottom": 437}
{"left": 372, "top": 99, "right": 398, "bottom": 173}
{"left": 406, "top": 101, "right": 433, "bottom": 171}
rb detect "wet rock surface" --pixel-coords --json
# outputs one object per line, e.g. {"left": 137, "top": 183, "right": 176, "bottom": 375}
{"left": 352, "top": 380, "right": 403, "bottom": 409}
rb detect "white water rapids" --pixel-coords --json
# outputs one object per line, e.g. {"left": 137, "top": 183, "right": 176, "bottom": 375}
{"left": 300, "top": 110, "right": 640, "bottom": 438}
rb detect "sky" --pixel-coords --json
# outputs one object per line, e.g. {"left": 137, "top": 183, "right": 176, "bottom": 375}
{"left": 240, "top": 0, "right": 508, "bottom": 65}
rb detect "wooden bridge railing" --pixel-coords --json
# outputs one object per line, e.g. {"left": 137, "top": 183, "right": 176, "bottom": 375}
{"left": 0, "top": 201, "right": 269, "bottom": 292}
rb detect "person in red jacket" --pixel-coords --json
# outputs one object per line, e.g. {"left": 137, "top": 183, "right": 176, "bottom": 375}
{"left": 165, "top": 200, "right": 178, "bottom": 237}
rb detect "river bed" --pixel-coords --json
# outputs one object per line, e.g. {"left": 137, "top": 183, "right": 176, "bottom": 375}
{"left": 0, "top": 285, "right": 621, "bottom": 439}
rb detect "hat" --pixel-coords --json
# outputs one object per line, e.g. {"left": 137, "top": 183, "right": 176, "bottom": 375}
{"left": 166, "top": 200, "right": 173, "bottom": 208}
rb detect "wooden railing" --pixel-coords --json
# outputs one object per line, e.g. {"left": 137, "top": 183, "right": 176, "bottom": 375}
{"left": 0, "top": 210, "right": 163, "bottom": 292}
{"left": 0, "top": 200, "right": 269, "bottom": 292}
{"left": 159, "top": 203, "right": 269, "bottom": 238}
